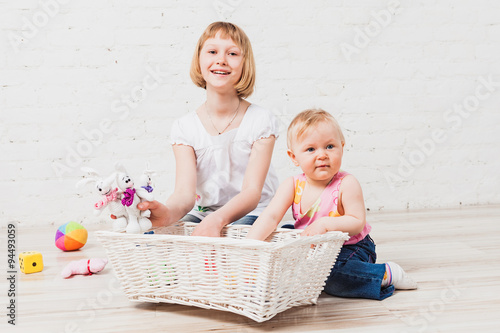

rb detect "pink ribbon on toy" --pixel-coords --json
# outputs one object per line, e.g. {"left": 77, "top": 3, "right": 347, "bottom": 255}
{"left": 121, "top": 188, "right": 136, "bottom": 207}
{"left": 94, "top": 188, "right": 119, "bottom": 209}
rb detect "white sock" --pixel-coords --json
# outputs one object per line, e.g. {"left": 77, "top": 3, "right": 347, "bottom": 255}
{"left": 382, "top": 261, "right": 418, "bottom": 290}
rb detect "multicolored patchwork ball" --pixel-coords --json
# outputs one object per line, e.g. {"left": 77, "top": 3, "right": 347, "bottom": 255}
{"left": 55, "top": 221, "right": 88, "bottom": 251}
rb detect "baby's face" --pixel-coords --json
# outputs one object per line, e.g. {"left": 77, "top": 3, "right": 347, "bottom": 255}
{"left": 288, "top": 122, "right": 344, "bottom": 184}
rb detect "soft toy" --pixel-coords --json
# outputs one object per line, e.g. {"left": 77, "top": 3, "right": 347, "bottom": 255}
{"left": 115, "top": 163, "right": 154, "bottom": 234}
{"left": 77, "top": 168, "right": 128, "bottom": 232}
{"left": 136, "top": 165, "right": 156, "bottom": 220}
{"left": 61, "top": 258, "right": 108, "bottom": 278}
{"left": 55, "top": 221, "right": 88, "bottom": 251}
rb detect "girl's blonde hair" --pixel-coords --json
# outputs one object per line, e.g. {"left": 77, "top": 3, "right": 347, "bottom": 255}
{"left": 287, "top": 109, "right": 345, "bottom": 148}
{"left": 190, "top": 22, "right": 256, "bottom": 99}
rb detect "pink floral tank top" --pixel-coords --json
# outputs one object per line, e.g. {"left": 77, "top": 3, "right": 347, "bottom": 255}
{"left": 292, "top": 171, "right": 371, "bottom": 245}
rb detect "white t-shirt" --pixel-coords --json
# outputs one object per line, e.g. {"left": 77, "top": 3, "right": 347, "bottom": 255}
{"left": 170, "top": 104, "right": 280, "bottom": 219}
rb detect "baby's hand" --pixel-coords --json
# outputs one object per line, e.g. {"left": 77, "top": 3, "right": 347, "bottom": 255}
{"left": 300, "top": 219, "right": 328, "bottom": 237}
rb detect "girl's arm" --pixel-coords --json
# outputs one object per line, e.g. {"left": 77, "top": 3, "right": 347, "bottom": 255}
{"left": 139, "top": 144, "right": 197, "bottom": 227}
{"left": 191, "top": 136, "right": 276, "bottom": 237}
{"left": 246, "top": 176, "right": 295, "bottom": 241}
{"left": 300, "top": 175, "right": 366, "bottom": 237}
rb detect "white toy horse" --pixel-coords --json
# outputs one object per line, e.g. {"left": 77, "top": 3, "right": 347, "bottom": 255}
{"left": 115, "top": 163, "right": 154, "bottom": 234}
{"left": 76, "top": 167, "right": 128, "bottom": 232}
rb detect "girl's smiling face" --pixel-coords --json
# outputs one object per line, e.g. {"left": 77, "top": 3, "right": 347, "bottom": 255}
{"left": 199, "top": 31, "right": 244, "bottom": 93}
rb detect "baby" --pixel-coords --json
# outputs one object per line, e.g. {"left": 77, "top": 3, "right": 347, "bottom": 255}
{"left": 246, "top": 109, "right": 417, "bottom": 300}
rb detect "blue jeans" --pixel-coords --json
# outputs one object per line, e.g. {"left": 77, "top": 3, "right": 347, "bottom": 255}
{"left": 324, "top": 234, "right": 394, "bottom": 300}
{"left": 180, "top": 214, "right": 258, "bottom": 226}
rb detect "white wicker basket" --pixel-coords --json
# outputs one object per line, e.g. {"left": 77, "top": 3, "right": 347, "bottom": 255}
{"left": 96, "top": 222, "right": 349, "bottom": 322}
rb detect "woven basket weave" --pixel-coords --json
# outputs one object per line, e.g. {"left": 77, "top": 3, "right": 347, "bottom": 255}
{"left": 96, "top": 222, "right": 349, "bottom": 322}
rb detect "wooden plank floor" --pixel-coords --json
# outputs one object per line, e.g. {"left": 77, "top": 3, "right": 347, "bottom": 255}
{"left": 3, "top": 205, "right": 500, "bottom": 332}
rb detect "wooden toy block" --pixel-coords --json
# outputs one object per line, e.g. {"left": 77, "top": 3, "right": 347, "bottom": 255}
{"left": 19, "top": 251, "right": 44, "bottom": 274}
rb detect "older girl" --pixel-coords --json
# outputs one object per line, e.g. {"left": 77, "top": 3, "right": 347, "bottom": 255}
{"left": 140, "top": 22, "right": 279, "bottom": 237}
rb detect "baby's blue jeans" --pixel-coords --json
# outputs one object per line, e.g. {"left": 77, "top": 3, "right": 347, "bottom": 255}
{"left": 324, "top": 234, "right": 394, "bottom": 300}
{"left": 281, "top": 224, "right": 394, "bottom": 300}
{"left": 180, "top": 214, "right": 258, "bottom": 226}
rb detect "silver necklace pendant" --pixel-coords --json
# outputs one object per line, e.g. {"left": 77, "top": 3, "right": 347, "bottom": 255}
{"left": 205, "top": 98, "right": 241, "bottom": 135}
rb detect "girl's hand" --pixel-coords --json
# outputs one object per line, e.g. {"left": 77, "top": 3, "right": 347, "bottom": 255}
{"left": 191, "top": 222, "right": 223, "bottom": 237}
{"left": 137, "top": 200, "right": 170, "bottom": 228}
{"left": 191, "top": 214, "right": 224, "bottom": 237}
{"left": 300, "top": 218, "right": 328, "bottom": 237}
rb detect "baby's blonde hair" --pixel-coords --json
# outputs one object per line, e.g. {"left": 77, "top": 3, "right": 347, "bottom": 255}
{"left": 287, "top": 109, "right": 345, "bottom": 149}
{"left": 190, "top": 21, "right": 256, "bottom": 99}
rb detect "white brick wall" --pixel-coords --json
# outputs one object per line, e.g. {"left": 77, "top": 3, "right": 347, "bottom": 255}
{"left": 1, "top": 0, "right": 499, "bottom": 226}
